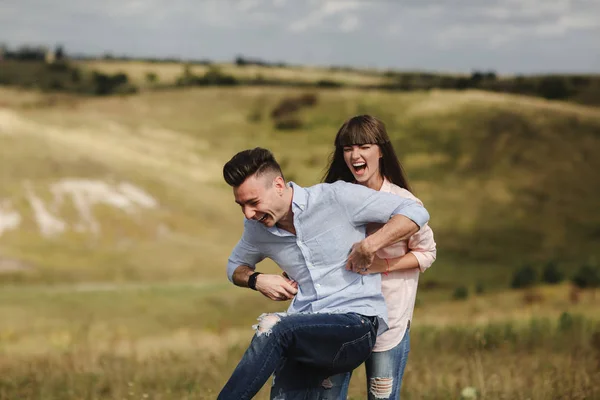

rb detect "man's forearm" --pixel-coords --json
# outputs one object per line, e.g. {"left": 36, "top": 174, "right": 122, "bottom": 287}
{"left": 363, "top": 214, "right": 419, "bottom": 254}
{"left": 232, "top": 265, "right": 255, "bottom": 288}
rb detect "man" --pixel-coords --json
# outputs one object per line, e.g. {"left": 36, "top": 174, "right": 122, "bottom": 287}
{"left": 218, "top": 148, "right": 429, "bottom": 400}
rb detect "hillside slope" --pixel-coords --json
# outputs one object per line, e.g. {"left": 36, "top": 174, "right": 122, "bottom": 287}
{"left": 0, "top": 87, "right": 598, "bottom": 284}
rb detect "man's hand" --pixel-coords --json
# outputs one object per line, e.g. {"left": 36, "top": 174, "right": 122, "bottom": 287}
{"left": 346, "top": 241, "right": 375, "bottom": 274}
{"left": 255, "top": 274, "right": 298, "bottom": 301}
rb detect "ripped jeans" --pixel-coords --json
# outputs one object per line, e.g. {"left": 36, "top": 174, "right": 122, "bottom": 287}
{"left": 217, "top": 312, "right": 378, "bottom": 400}
{"left": 329, "top": 324, "right": 411, "bottom": 399}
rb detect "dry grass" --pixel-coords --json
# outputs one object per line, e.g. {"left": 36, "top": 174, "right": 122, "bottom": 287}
{"left": 0, "top": 283, "right": 598, "bottom": 399}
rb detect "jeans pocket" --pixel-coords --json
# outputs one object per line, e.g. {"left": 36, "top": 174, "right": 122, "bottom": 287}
{"left": 331, "top": 331, "right": 373, "bottom": 374}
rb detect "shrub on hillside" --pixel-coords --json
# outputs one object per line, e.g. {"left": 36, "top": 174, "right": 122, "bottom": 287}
{"left": 316, "top": 79, "right": 342, "bottom": 88}
{"left": 91, "top": 71, "right": 137, "bottom": 96}
{"left": 538, "top": 76, "right": 571, "bottom": 100}
{"left": 298, "top": 93, "right": 318, "bottom": 107}
{"left": 572, "top": 262, "right": 600, "bottom": 290}
{"left": 270, "top": 93, "right": 318, "bottom": 130}
{"left": 0, "top": 60, "right": 137, "bottom": 96}
{"left": 199, "top": 67, "right": 238, "bottom": 86}
{"left": 175, "top": 66, "right": 238, "bottom": 87}
{"left": 271, "top": 98, "right": 302, "bottom": 119}
{"left": 452, "top": 286, "right": 469, "bottom": 300}
{"left": 542, "top": 260, "right": 564, "bottom": 284}
{"left": 511, "top": 264, "right": 537, "bottom": 289}
{"left": 145, "top": 72, "right": 158, "bottom": 84}
{"left": 274, "top": 118, "right": 303, "bottom": 131}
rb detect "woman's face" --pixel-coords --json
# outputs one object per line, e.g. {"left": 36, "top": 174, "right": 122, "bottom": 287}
{"left": 342, "top": 144, "right": 383, "bottom": 189}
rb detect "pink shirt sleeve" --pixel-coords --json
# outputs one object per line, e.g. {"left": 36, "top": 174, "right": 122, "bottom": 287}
{"left": 407, "top": 222, "right": 436, "bottom": 273}
{"left": 375, "top": 180, "right": 437, "bottom": 273}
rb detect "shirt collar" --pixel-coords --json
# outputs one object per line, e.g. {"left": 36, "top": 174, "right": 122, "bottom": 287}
{"left": 264, "top": 181, "right": 305, "bottom": 237}
{"left": 289, "top": 181, "right": 307, "bottom": 211}
{"left": 380, "top": 177, "right": 392, "bottom": 193}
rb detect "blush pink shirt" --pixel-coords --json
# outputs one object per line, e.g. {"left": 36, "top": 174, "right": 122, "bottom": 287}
{"left": 369, "top": 179, "right": 436, "bottom": 352}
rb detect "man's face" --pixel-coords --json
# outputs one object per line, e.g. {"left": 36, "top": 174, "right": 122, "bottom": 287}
{"left": 233, "top": 173, "right": 286, "bottom": 227}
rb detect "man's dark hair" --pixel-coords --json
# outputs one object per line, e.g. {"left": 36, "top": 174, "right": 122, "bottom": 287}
{"left": 223, "top": 147, "right": 284, "bottom": 187}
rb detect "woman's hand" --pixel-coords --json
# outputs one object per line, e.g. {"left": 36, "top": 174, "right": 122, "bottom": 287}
{"left": 346, "top": 241, "right": 375, "bottom": 274}
{"left": 358, "top": 257, "right": 387, "bottom": 275}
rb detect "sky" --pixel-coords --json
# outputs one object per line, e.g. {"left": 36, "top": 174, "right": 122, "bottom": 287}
{"left": 1, "top": 0, "right": 599, "bottom": 74}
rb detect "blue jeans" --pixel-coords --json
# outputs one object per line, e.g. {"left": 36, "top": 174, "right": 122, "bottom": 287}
{"left": 326, "top": 324, "right": 411, "bottom": 399}
{"left": 218, "top": 312, "right": 378, "bottom": 400}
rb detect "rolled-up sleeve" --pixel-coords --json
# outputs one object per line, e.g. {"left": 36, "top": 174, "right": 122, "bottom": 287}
{"left": 333, "top": 181, "right": 430, "bottom": 228}
{"left": 390, "top": 202, "right": 430, "bottom": 229}
{"left": 226, "top": 232, "right": 264, "bottom": 282}
{"left": 408, "top": 223, "right": 437, "bottom": 272}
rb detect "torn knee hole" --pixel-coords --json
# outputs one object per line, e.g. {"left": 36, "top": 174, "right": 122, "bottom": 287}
{"left": 321, "top": 378, "right": 333, "bottom": 389}
{"left": 253, "top": 313, "right": 281, "bottom": 337}
{"left": 369, "top": 377, "right": 393, "bottom": 399}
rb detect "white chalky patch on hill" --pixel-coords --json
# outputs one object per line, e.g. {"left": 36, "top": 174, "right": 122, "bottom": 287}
{"left": 25, "top": 183, "right": 66, "bottom": 237}
{"left": 0, "top": 200, "right": 21, "bottom": 237}
{"left": 118, "top": 182, "right": 159, "bottom": 208}
{"left": 20, "top": 179, "right": 158, "bottom": 237}
{"left": 50, "top": 179, "right": 159, "bottom": 235}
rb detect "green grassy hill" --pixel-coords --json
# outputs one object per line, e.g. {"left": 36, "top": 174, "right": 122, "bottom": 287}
{"left": 0, "top": 86, "right": 598, "bottom": 286}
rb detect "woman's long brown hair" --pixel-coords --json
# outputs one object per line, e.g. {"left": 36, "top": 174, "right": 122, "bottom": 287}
{"left": 322, "top": 115, "right": 412, "bottom": 192}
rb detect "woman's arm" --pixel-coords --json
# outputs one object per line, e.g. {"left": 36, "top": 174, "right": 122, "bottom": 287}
{"left": 363, "top": 252, "right": 420, "bottom": 274}
{"left": 361, "top": 223, "right": 436, "bottom": 275}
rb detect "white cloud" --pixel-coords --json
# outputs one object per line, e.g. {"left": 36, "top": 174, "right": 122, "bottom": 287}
{"left": 237, "top": 0, "right": 263, "bottom": 12}
{"left": 339, "top": 14, "right": 360, "bottom": 33}
{"left": 430, "top": 0, "right": 600, "bottom": 48}
{"left": 289, "top": 0, "right": 364, "bottom": 33}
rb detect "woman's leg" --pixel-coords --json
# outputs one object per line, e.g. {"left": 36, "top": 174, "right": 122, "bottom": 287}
{"left": 364, "top": 327, "right": 410, "bottom": 399}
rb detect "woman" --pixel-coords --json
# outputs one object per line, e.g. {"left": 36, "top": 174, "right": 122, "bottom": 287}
{"left": 322, "top": 115, "right": 436, "bottom": 399}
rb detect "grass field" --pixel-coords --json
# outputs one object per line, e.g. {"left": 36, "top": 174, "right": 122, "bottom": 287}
{"left": 1, "top": 82, "right": 599, "bottom": 398}
{"left": 1, "top": 282, "right": 598, "bottom": 399}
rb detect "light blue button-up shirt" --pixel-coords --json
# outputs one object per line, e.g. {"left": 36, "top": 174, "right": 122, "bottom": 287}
{"left": 227, "top": 181, "right": 430, "bottom": 334}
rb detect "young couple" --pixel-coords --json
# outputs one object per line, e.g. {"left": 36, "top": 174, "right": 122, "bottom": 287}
{"left": 219, "top": 115, "right": 436, "bottom": 400}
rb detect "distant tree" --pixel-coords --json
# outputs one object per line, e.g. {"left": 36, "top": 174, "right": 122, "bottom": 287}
{"left": 112, "top": 72, "right": 128, "bottom": 85}
{"left": 512, "top": 75, "right": 537, "bottom": 95}
{"left": 511, "top": 264, "right": 537, "bottom": 289}
{"left": 453, "top": 286, "right": 469, "bottom": 300}
{"left": 235, "top": 55, "right": 248, "bottom": 66}
{"left": 91, "top": 71, "right": 133, "bottom": 95}
{"left": 316, "top": 79, "right": 342, "bottom": 88}
{"left": 570, "top": 76, "right": 590, "bottom": 87}
{"left": 54, "top": 45, "right": 65, "bottom": 61}
{"left": 572, "top": 262, "right": 600, "bottom": 290}
{"left": 455, "top": 77, "right": 471, "bottom": 90}
{"left": 200, "top": 67, "right": 238, "bottom": 86}
{"left": 470, "top": 71, "right": 485, "bottom": 86}
{"left": 485, "top": 70, "right": 497, "bottom": 80}
{"left": 145, "top": 71, "right": 158, "bottom": 84}
{"left": 541, "top": 260, "right": 564, "bottom": 284}
{"left": 538, "top": 76, "right": 570, "bottom": 100}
